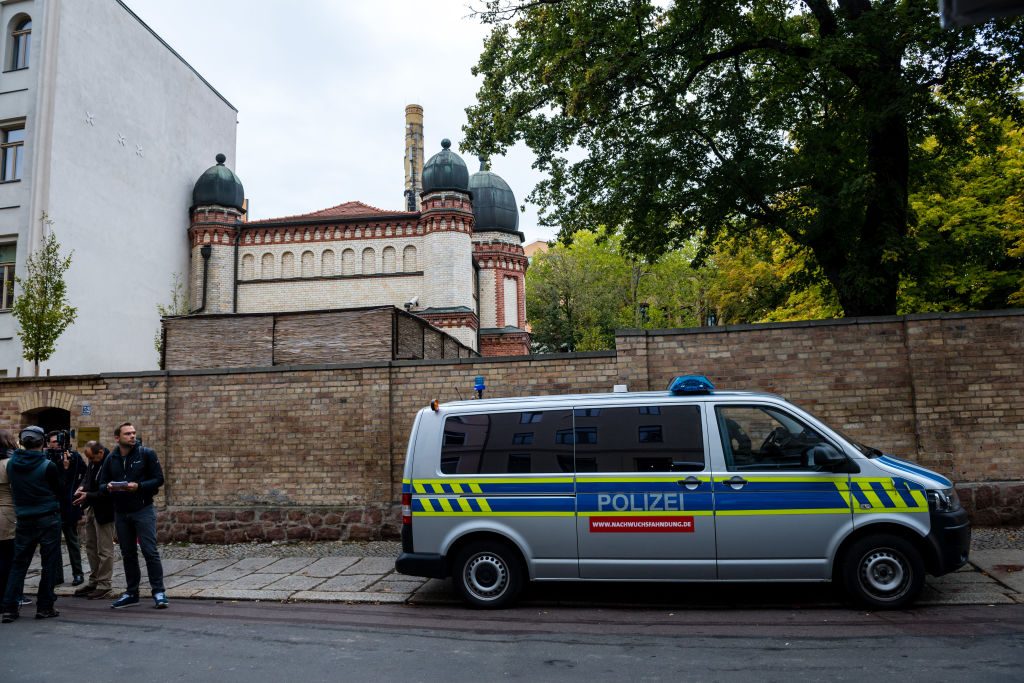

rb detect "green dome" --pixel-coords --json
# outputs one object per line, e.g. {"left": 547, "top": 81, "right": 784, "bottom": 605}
{"left": 469, "top": 163, "right": 519, "bottom": 234}
{"left": 192, "top": 154, "right": 245, "bottom": 211}
{"left": 422, "top": 139, "right": 469, "bottom": 194}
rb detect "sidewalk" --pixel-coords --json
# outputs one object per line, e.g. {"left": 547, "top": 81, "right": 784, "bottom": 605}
{"left": 22, "top": 539, "right": 1024, "bottom": 608}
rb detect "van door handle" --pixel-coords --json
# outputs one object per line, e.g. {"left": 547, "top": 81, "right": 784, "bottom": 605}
{"left": 678, "top": 476, "right": 701, "bottom": 491}
{"left": 725, "top": 476, "right": 747, "bottom": 489}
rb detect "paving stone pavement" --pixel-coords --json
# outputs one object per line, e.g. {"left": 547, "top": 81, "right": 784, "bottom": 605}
{"left": 12, "top": 534, "right": 1021, "bottom": 608}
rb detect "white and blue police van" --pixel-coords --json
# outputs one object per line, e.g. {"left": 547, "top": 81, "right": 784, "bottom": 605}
{"left": 395, "top": 376, "right": 971, "bottom": 609}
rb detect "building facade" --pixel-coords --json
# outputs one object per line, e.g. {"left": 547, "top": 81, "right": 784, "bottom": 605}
{"left": 187, "top": 108, "right": 530, "bottom": 356}
{"left": 0, "top": 0, "right": 237, "bottom": 375}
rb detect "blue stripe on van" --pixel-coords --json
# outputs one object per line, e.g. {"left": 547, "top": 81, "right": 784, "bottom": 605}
{"left": 576, "top": 492, "right": 714, "bottom": 513}
{"left": 477, "top": 482, "right": 576, "bottom": 495}
{"left": 714, "top": 490, "right": 850, "bottom": 512}
{"left": 711, "top": 480, "right": 844, "bottom": 493}
{"left": 576, "top": 481, "right": 709, "bottom": 494}
{"left": 487, "top": 497, "right": 576, "bottom": 513}
{"left": 878, "top": 456, "right": 952, "bottom": 487}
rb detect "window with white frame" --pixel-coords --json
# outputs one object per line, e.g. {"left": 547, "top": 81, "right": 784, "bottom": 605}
{"left": 0, "top": 243, "right": 16, "bottom": 310}
{"left": 1, "top": 124, "right": 25, "bottom": 181}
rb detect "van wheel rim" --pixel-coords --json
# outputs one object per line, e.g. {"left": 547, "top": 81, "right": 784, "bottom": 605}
{"left": 464, "top": 553, "right": 508, "bottom": 601}
{"left": 860, "top": 549, "right": 907, "bottom": 597}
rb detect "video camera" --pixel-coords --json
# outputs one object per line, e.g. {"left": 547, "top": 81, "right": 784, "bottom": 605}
{"left": 44, "top": 429, "right": 71, "bottom": 466}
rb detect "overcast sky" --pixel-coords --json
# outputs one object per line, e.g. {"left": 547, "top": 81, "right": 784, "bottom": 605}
{"left": 123, "top": 0, "right": 556, "bottom": 243}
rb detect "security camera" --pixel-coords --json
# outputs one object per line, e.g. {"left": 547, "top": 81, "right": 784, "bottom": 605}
{"left": 404, "top": 295, "right": 419, "bottom": 311}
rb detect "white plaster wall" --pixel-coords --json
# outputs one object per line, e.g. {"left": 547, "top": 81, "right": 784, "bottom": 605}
{"left": 0, "top": 0, "right": 238, "bottom": 375}
{"left": 0, "top": 0, "right": 41, "bottom": 373}
{"left": 503, "top": 275, "right": 518, "bottom": 328}
{"left": 237, "top": 275, "right": 425, "bottom": 314}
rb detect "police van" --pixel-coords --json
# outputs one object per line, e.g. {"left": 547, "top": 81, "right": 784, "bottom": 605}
{"left": 395, "top": 376, "right": 971, "bottom": 609}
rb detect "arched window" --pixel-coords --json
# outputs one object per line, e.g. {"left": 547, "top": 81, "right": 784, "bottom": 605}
{"left": 241, "top": 254, "right": 255, "bottom": 280}
{"left": 382, "top": 246, "right": 396, "bottom": 273}
{"left": 342, "top": 249, "right": 355, "bottom": 275}
{"left": 281, "top": 251, "right": 295, "bottom": 278}
{"left": 322, "top": 249, "right": 335, "bottom": 275}
{"left": 10, "top": 17, "right": 30, "bottom": 70}
{"left": 403, "top": 245, "right": 417, "bottom": 272}
{"left": 362, "top": 247, "right": 375, "bottom": 274}
{"left": 261, "top": 253, "right": 275, "bottom": 279}
{"left": 301, "top": 250, "right": 315, "bottom": 277}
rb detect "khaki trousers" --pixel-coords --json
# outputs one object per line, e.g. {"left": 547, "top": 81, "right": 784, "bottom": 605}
{"left": 82, "top": 508, "right": 115, "bottom": 591}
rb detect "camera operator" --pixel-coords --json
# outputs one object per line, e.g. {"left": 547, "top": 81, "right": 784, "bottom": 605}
{"left": 71, "top": 441, "right": 114, "bottom": 599}
{"left": 1, "top": 426, "right": 62, "bottom": 622}
{"left": 45, "top": 431, "right": 86, "bottom": 587}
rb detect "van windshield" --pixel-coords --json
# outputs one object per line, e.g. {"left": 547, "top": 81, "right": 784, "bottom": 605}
{"left": 832, "top": 428, "right": 883, "bottom": 458}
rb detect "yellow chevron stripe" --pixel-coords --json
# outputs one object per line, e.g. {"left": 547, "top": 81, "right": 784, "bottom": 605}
{"left": 457, "top": 498, "right": 471, "bottom": 512}
{"left": 413, "top": 483, "right": 427, "bottom": 494}
{"left": 450, "top": 483, "right": 464, "bottom": 494}
{"left": 477, "top": 497, "right": 492, "bottom": 512}
{"left": 469, "top": 483, "right": 483, "bottom": 494}
{"left": 420, "top": 498, "right": 435, "bottom": 512}
{"left": 438, "top": 498, "right": 453, "bottom": 513}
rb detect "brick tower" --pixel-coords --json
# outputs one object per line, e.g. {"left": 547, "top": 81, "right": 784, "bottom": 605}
{"left": 188, "top": 154, "right": 245, "bottom": 314}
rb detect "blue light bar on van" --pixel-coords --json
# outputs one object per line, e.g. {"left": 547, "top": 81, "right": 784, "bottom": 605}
{"left": 668, "top": 375, "right": 715, "bottom": 394}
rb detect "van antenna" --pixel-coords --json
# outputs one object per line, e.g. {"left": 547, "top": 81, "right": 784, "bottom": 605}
{"left": 454, "top": 385, "right": 464, "bottom": 401}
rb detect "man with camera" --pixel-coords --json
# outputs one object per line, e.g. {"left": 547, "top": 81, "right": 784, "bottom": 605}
{"left": 46, "top": 431, "right": 86, "bottom": 587}
{"left": 71, "top": 441, "right": 114, "bottom": 599}
{"left": 98, "top": 422, "right": 168, "bottom": 609}
{"left": 0, "top": 426, "right": 63, "bottom": 622}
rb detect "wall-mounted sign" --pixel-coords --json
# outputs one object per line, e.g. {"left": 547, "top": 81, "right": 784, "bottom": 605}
{"left": 81, "top": 403, "right": 92, "bottom": 416}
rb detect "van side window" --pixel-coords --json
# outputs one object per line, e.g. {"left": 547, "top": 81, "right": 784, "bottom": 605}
{"left": 715, "top": 405, "right": 830, "bottom": 471}
{"left": 573, "top": 405, "right": 705, "bottom": 473}
{"left": 441, "top": 410, "right": 574, "bottom": 474}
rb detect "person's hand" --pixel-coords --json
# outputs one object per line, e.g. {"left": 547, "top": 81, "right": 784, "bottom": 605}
{"left": 72, "top": 486, "right": 86, "bottom": 505}
{"left": 127, "top": 482, "right": 139, "bottom": 491}
{"left": 62, "top": 451, "right": 70, "bottom": 470}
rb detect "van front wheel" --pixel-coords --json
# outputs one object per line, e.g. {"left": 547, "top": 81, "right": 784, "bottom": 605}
{"left": 842, "top": 534, "right": 924, "bottom": 609}
{"left": 453, "top": 540, "right": 524, "bottom": 609}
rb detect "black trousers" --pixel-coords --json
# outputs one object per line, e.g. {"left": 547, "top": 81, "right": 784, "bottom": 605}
{"left": 1, "top": 512, "right": 62, "bottom": 613}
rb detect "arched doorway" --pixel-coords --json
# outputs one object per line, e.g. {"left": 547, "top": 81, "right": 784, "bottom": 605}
{"left": 22, "top": 406, "right": 70, "bottom": 435}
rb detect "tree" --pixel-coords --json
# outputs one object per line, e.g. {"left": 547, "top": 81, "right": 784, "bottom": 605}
{"left": 154, "top": 272, "right": 189, "bottom": 364}
{"left": 902, "top": 116, "right": 1024, "bottom": 311}
{"left": 465, "top": 1, "right": 1024, "bottom": 316}
{"left": 526, "top": 230, "right": 630, "bottom": 351}
{"left": 12, "top": 214, "right": 77, "bottom": 375}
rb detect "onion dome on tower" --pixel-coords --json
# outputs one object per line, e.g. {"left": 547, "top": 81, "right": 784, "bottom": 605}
{"left": 421, "top": 139, "right": 469, "bottom": 193}
{"left": 469, "top": 157, "right": 519, "bottom": 235}
{"left": 191, "top": 153, "right": 245, "bottom": 211}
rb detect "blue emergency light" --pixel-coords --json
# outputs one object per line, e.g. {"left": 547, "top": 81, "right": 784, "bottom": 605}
{"left": 668, "top": 375, "right": 715, "bottom": 395}
{"left": 474, "top": 375, "right": 486, "bottom": 399}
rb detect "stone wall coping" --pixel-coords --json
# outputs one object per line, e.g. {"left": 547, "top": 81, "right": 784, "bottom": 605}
{"left": 616, "top": 308, "right": 1024, "bottom": 337}
{"left": 0, "top": 350, "right": 617, "bottom": 383}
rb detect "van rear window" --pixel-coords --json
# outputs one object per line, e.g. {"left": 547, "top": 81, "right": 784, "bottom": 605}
{"left": 441, "top": 410, "right": 574, "bottom": 474}
{"left": 440, "top": 404, "right": 705, "bottom": 474}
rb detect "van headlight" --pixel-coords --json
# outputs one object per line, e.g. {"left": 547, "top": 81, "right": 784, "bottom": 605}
{"left": 927, "top": 488, "right": 961, "bottom": 513}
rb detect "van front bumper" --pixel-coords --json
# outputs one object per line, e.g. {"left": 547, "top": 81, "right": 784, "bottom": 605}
{"left": 395, "top": 552, "right": 448, "bottom": 579}
{"left": 925, "top": 506, "right": 971, "bottom": 576}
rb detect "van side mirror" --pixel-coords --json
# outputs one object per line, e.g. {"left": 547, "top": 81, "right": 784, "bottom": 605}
{"left": 807, "top": 444, "right": 856, "bottom": 472}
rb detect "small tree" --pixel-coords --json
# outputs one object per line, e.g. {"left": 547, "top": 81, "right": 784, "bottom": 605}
{"left": 154, "top": 272, "right": 188, "bottom": 364}
{"left": 12, "top": 213, "right": 77, "bottom": 376}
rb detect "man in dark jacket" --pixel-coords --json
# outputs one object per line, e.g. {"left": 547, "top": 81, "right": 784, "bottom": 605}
{"left": 71, "top": 441, "right": 115, "bottom": 599}
{"left": 47, "top": 431, "right": 86, "bottom": 587}
{"left": 98, "top": 422, "right": 168, "bottom": 609}
{"left": 0, "top": 426, "right": 63, "bottom": 623}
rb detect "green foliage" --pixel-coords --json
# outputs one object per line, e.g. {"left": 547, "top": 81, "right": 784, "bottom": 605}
{"left": 154, "top": 272, "right": 189, "bottom": 363}
{"left": 466, "top": 1, "right": 1024, "bottom": 317}
{"left": 12, "top": 215, "right": 77, "bottom": 375}
{"left": 903, "top": 118, "right": 1024, "bottom": 311}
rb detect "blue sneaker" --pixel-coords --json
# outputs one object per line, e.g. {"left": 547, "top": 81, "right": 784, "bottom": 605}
{"left": 111, "top": 593, "right": 139, "bottom": 609}
{"left": 153, "top": 592, "right": 168, "bottom": 609}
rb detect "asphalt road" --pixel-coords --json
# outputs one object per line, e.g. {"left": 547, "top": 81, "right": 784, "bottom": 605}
{"left": 3, "top": 598, "right": 1023, "bottom": 682}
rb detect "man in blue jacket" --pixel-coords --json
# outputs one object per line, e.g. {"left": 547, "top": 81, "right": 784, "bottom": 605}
{"left": 0, "top": 426, "right": 63, "bottom": 623}
{"left": 99, "top": 422, "right": 168, "bottom": 609}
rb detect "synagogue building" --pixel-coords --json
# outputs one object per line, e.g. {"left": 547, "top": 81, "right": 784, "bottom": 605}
{"left": 184, "top": 105, "right": 530, "bottom": 357}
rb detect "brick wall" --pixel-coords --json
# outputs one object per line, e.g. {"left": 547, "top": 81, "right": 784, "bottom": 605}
{"left": 1, "top": 310, "right": 1020, "bottom": 541}
{"left": 163, "top": 306, "right": 475, "bottom": 370}
{"left": 618, "top": 311, "right": 1024, "bottom": 483}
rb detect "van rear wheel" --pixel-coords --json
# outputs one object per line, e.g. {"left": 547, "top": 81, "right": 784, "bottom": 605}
{"left": 842, "top": 534, "right": 924, "bottom": 610}
{"left": 453, "top": 540, "right": 524, "bottom": 609}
